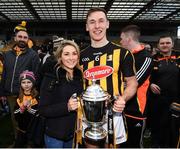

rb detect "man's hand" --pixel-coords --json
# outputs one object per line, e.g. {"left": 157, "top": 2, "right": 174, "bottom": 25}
{"left": 113, "top": 95, "right": 126, "bottom": 113}
{"left": 150, "top": 83, "right": 161, "bottom": 94}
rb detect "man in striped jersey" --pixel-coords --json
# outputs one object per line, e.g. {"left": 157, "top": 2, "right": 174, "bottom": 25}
{"left": 80, "top": 7, "right": 138, "bottom": 147}
{"left": 120, "top": 25, "right": 153, "bottom": 148}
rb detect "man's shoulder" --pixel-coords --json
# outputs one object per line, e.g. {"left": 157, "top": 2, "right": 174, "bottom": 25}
{"left": 4, "top": 48, "right": 13, "bottom": 54}
{"left": 27, "top": 48, "right": 36, "bottom": 52}
{"left": 26, "top": 48, "right": 38, "bottom": 55}
{"left": 3, "top": 49, "right": 15, "bottom": 57}
{"left": 110, "top": 42, "right": 131, "bottom": 57}
{"left": 172, "top": 50, "right": 180, "bottom": 57}
{"left": 80, "top": 45, "right": 91, "bottom": 53}
{"left": 81, "top": 42, "right": 126, "bottom": 51}
{"left": 110, "top": 42, "right": 127, "bottom": 50}
{"left": 137, "top": 48, "right": 152, "bottom": 58}
{"left": 110, "top": 42, "right": 121, "bottom": 48}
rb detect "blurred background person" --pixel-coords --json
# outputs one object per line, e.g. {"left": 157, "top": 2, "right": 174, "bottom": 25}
{"left": 120, "top": 25, "right": 153, "bottom": 148}
{"left": 149, "top": 35, "right": 180, "bottom": 147}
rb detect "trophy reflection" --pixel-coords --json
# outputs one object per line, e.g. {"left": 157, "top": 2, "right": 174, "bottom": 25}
{"left": 81, "top": 80, "right": 111, "bottom": 144}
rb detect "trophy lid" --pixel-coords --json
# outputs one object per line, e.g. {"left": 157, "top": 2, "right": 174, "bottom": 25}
{"left": 82, "top": 79, "right": 110, "bottom": 101}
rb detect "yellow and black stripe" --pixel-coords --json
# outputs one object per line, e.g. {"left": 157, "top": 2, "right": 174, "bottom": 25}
{"left": 80, "top": 42, "right": 136, "bottom": 97}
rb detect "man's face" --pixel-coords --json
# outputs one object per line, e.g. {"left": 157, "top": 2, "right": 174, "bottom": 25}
{"left": 158, "top": 37, "right": 173, "bottom": 54}
{"left": 14, "top": 31, "right": 29, "bottom": 48}
{"left": 86, "top": 11, "right": 109, "bottom": 42}
{"left": 120, "top": 32, "right": 130, "bottom": 49}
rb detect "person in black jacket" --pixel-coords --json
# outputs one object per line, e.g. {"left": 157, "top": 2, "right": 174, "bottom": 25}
{"left": 0, "top": 21, "right": 40, "bottom": 143}
{"left": 39, "top": 40, "right": 83, "bottom": 148}
{"left": 149, "top": 35, "right": 180, "bottom": 147}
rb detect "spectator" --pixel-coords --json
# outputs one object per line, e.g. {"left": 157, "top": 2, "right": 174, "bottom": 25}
{"left": 0, "top": 21, "right": 40, "bottom": 145}
{"left": 149, "top": 35, "right": 180, "bottom": 147}
{"left": 39, "top": 40, "right": 83, "bottom": 148}
{"left": 14, "top": 70, "right": 38, "bottom": 147}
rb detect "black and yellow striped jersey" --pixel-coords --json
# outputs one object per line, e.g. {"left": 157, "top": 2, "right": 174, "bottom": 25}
{"left": 80, "top": 42, "right": 136, "bottom": 97}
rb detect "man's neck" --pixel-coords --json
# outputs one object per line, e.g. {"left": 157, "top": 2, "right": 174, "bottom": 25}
{"left": 91, "top": 39, "right": 109, "bottom": 48}
{"left": 160, "top": 50, "right": 172, "bottom": 56}
{"left": 129, "top": 41, "right": 141, "bottom": 52}
{"left": 14, "top": 45, "right": 25, "bottom": 51}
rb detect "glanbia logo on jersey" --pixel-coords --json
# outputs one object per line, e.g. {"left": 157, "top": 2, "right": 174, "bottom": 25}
{"left": 84, "top": 65, "right": 114, "bottom": 80}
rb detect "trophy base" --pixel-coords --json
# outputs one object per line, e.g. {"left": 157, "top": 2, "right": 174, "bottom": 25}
{"left": 84, "top": 136, "right": 106, "bottom": 148}
{"left": 84, "top": 127, "right": 107, "bottom": 147}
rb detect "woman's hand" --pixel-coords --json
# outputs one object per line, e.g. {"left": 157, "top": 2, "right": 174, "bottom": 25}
{"left": 67, "top": 97, "right": 78, "bottom": 112}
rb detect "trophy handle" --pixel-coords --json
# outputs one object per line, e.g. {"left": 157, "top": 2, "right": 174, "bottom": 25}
{"left": 78, "top": 96, "right": 86, "bottom": 119}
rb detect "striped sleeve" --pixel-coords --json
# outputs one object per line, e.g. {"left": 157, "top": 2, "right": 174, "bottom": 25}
{"left": 136, "top": 57, "right": 153, "bottom": 86}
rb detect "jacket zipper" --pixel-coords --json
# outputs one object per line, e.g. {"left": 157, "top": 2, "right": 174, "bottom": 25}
{"left": 10, "top": 55, "right": 19, "bottom": 93}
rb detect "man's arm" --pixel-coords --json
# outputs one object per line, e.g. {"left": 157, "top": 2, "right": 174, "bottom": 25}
{"left": 113, "top": 76, "right": 138, "bottom": 112}
{"left": 136, "top": 56, "right": 153, "bottom": 86}
{"left": 122, "top": 76, "right": 138, "bottom": 102}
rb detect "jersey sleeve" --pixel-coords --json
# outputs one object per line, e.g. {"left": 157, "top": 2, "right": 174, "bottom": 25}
{"left": 122, "top": 51, "right": 136, "bottom": 77}
{"left": 135, "top": 53, "right": 153, "bottom": 86}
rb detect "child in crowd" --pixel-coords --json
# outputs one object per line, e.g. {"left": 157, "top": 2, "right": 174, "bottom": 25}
{"left": 14, "top": 70, "right": 38, "bottom": 147}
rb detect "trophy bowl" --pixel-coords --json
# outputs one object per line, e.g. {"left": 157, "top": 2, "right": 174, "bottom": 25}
{"left": 83, "top": 100, "right": 106, "bottom": 123}
{"left": 81, "top": 80, "right": 110, "bottom": 141}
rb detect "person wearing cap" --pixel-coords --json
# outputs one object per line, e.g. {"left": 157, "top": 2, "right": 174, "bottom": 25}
{"left": 0, "top": 21, "right": 40, "bottom": 144}
{"left": 14, "top": 70, "right": 38, "bottom": 147}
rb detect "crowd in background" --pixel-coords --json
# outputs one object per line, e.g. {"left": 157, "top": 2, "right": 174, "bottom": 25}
{"left": 0, "top": 7, "right": 179, "bottom": 148}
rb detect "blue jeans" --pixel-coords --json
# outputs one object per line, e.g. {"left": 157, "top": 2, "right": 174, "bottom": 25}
{"left": 44, "top": 134, "right": 73, "bottom": 148}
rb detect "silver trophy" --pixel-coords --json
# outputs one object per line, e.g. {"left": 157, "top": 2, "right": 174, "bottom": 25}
{"left": 81, "top": 80, "right": 111, "bottom": 142}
